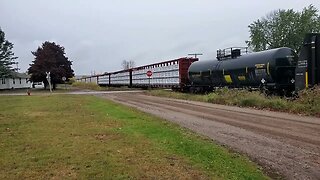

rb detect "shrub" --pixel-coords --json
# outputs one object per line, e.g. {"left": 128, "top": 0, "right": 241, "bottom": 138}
{"left": 262, "top": 98, "right": 288, "bottom": 111}
{"left": 72, "top": 82, "right": 102, "bottom": 90}
{"left": 239, "top": 98, "right": 260, "bottom": 107}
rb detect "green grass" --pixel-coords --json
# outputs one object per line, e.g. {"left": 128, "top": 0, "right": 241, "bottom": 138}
{"left": 72, "top": 82, "right": 136, "bottom": 91}
{"left": 0, "top": 95, "right": 268, "bottom": 179}
{"left": 146, "top": 87, "right": 320, "bottom": 117}
{"left": 72, "top": 81, "right": 103, "bottom": 90}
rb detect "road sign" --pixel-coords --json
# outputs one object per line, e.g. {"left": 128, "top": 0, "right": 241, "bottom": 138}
{"left": 146, "top": 70, "right": 152, "bottom": 77}
{"left": 62, "top": 76, "right": 66, "bottom": 81}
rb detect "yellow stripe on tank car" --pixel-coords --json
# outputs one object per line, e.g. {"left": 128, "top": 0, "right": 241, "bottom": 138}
{"left": 255, "top": 64, "right": 265, "bottom": 68}
{"left": 238, "top": 75, "right": 246, "bottom": 81}
{"left": 305, "top": 71, "right": 308, "bottom": 89}
{"left": 224, "top": 75, "right": 232, "bottom": 83}
{"left": 267, "top": 62, "right": 270, "bottom": 75}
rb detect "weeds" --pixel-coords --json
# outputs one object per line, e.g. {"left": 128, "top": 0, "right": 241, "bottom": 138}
{"left": 72, "top": 82, "right": 102, "bottom": 90}
{"left": 147, "top": 87, "right": 320, "bottom": 117}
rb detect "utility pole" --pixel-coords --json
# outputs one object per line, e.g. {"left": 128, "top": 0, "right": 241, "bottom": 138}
{"left": 188, "top": 53, "right": 203, "bottom": 58}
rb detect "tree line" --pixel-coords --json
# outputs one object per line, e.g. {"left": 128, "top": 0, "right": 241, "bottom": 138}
{"left": 1, "top": 4, "right": 319, "bottom": 88}
{"left": 0, "top": 28, "right": 74, "bottom": 89}
{"left": 247, "top": 5, "right": 320, "bottom": 52}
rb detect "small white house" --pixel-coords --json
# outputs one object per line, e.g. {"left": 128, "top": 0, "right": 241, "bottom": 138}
{"left": 0, "top": 72, "right": 32, "bottom": 90}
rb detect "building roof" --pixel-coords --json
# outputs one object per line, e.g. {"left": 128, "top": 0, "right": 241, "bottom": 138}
{"left": 10, "top": 72, "right": 30, "bottom": 79}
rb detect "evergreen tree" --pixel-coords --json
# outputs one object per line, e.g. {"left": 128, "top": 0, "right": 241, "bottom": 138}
{"left": 0, "top": 27, "right": 17, "bottom": 77}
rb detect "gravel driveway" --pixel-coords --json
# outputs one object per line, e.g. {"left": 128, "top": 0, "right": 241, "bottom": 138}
{"left": 99, "top": 92, "right": 320, "bottom": 179}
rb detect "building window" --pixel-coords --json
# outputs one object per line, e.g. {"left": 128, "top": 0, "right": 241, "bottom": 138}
{"left": 13, "top": 78, "right": 15, "bottom": 84}
{"left": 1, "top": 78, "right": 5, "bottom": 84}
{"left": 26, "top": 78, "right": 28, "bottom": 83}
{"left": 19, "top": 78, "right": 22, "bottom": 84}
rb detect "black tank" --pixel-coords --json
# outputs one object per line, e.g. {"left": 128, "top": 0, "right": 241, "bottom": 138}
{"left": 188, "top": 47, "right": 298, "bottom": 91}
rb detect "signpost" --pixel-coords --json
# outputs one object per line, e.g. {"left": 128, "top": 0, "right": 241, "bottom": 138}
{"left": 146, "top": 70, "right": 152, "bottom": 89}
{"left": 46, "top": 72, "right": 52, "bottom": 93}
{"left": 146, "top": 70, "right": 152, "bottom": 77}
{"left": 62, "top": 76, "right": 67, "bottom": 90}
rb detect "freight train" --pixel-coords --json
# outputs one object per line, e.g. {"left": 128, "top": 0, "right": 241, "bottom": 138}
{"left": 188, "top": 33, "right": 320, "bottom": 95}
{"left": 77, "top": 33, "right": 320, "bottom": 94}
{"left": 189, "top": 47, "right": 298, "bottom": 94}
{"left": 77, "top": 57, "right": 197, "bottom": 91}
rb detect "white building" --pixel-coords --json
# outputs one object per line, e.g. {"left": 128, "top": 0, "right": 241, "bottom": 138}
{"left": 0, "top": 72, "right": 32, "bottom": 90}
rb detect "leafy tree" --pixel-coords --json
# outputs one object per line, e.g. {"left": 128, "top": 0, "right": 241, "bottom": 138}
{"left": 28, "top": 41, "right": 74, "bottom": 89}
{"left": 121, "top": 60, "right": 135, "bottom": 70}
{"left": 0, "top": 27, "right": 17, "bottom": 77}
{"left": 247, "top": 5, "right": 320, "bottom": 52}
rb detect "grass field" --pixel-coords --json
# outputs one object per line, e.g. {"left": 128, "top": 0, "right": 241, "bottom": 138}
{"left": 72, "top": 82, "right": 136, "bottom": 91}
{"left": 0, "top": 95, "right": 268, "bottom": 179}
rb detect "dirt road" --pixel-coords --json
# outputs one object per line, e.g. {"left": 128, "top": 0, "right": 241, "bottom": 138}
{"left": 99, "top": 92, "right": 320, "bottom": 179}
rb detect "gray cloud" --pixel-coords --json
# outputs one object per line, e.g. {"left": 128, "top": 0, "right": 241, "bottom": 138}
{"left": 1, "top": 0, "right": 319, "bottom": 75}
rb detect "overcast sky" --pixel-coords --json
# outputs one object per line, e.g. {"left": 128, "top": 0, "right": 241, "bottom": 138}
{"left": 1, "top": 0, "right": 319, "bottom": 75}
